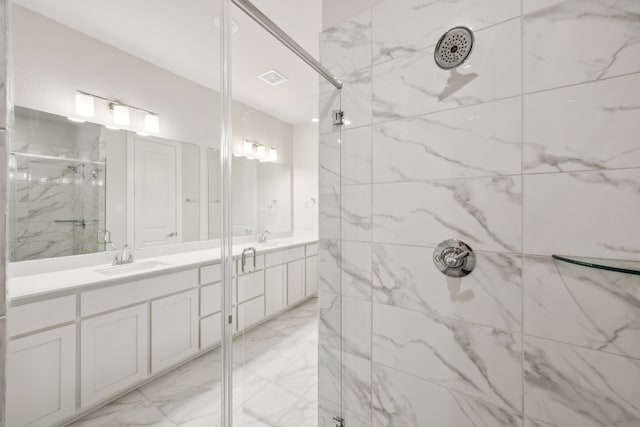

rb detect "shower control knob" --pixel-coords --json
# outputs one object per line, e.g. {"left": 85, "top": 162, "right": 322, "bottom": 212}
{"left": 433, "top": 239, "right": 476, "bottom": 277}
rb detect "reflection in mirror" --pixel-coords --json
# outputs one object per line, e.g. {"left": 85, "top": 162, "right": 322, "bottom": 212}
{"left": 9, "top": 106, "right": 201, "bottom": 261}
{"left": 208, "top": 148, "right": 292, "bottom": 238}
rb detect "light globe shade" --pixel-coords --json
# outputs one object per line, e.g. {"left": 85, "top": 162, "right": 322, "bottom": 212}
{"left": 268, "top": 148, "right": 277, "bottom": 162}
{"left": 256, "top": 145, "right": 267, "bottom": 161}
{"left": 112, "top": 104, "right": 130, "bottom": 126}
{"left": 75, "top": 92, "right": 95, "bottom": 117}
{"left": 145, "top": 113, "right": 160, "bottom": 133}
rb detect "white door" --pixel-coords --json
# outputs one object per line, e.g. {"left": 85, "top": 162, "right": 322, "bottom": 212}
{"left": 134, "top": 139, "right": 178, "bottom": 247}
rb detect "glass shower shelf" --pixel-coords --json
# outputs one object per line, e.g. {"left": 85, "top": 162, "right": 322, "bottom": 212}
{"left": 552, "top": 255, "right": 640, "bottom": 276}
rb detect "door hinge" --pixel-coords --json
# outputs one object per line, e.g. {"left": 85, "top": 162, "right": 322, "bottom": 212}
{"left": 333, "top": 416, "right": 345, "bottom": 427}
{"left": 332, "top": 109, "right": 345, "bottom": 126}
{"left": 228, "top": 315, "right": 233, "bottom": 324}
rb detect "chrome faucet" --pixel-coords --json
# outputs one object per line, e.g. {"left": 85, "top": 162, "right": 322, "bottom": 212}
{"left": 258, "top": 230, "right": 271, "bottom": 243}
{"left": 113, "top": 244, "right": 134, "bottom": 265}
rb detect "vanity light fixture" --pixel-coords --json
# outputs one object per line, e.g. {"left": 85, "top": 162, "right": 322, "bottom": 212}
{"left": 311, "top": 118, "right": 319, "bottom": 123}
{"left": 256, "top": 145, "right": 267, "bottom": 162}
{"left": 111, "top": 103, "right": 130, "bottom": 126}
{"left": 75, "top": 92, "right": 95, "bottom": 117}
{"left": 244, "top": 141, "right": 255, "bottom": 157}
{"left": 268, "top": 148, "right": 277, "bottom": 162}
{"left": 242, "top": 140, "right": 278, "bottom": 163}
{"left": 145, "top": 113, "right": 160, "bottom": 133}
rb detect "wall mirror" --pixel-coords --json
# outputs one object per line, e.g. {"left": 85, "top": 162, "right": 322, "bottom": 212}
{"left": 208, "top": 148, "right": 292, "bottom": 239}
{"left": 8, "top": 106, "right": 201, "bottom": 261}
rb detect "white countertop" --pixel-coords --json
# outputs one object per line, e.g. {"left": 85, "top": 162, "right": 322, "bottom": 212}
{"left": 9, "top": 236, "right": 318, "bottom": 302}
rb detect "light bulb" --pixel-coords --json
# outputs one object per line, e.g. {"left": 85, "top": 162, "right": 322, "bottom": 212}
{"left": 112, "top": 104, "right": 130, "bottom": 126}
{"left": 75, "top": 92, "right": 95, "bottom": 117}
{"left": 268, "top": 148, "right": 277, "bottom": 162}
{"left": 145, "top": 113, "right": 160, "bottom": 133}
{"left": 256, "top": 145, "right": 267, "bottom": 161}
{"left": 244, "top": 141, "right": 255, "bottom": 157}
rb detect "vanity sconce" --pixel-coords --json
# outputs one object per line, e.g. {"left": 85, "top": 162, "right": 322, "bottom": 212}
{"left": 240, "top": 140, "right": 278, "bottom": 163}
{"left": 69, "top": 90, "right": 160, "bottom": 134}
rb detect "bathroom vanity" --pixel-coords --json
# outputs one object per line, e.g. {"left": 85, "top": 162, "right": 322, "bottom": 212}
{"left": 5, "top": 238, "right": 319, "bottom": 427}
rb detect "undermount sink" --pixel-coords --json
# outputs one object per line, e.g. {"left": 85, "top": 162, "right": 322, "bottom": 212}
{"left": 95, "top": 260, "right": 171, "bottom": 276}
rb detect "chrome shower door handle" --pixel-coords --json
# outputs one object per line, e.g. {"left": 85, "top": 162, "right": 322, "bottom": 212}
{"left": 242, "top": 247, "right": 257, "bottom": 273}
{"left": 433, "top": 239, "right": 476, "bottom": 277}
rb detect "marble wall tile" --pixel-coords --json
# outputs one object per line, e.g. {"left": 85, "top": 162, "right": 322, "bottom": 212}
{"left": 342, "top": 351, "right": 372, "bottom": 421}
{"left": 342, "top": 296, "right": 372, "bottom": 359}
{"left": 0, "top": 317, "right": 5, "bottom": 427}
{"left": 372, "top": 0, "right": 520, "bottom": 65}
{"left": 319, "top": 239, "right": 341, "bottom": 294}
{"left": 339, "top": 68, "right": 372, "bottom": 131}
{"left": 523, "top": 255, "right": 640, "bottom": 359}
{"left": 320, "top": 10, "right": 372, "bottom": 78}
{"left": 318, "top": 86, "right": 342, "bottom": 136}
{"left": 372, "top": 19, "right": 521, "bottom": 123}
{"left": 373, "top": 97, "right": 522, "bottom": 182}
{"left": 523, "top": 0, "right": 640, "bottom": 93}
{"left": 524, "top": 74, "right": 640, "bottom": 173}
{"left": 319, "top": 186, "right": 340, "bottom": 240}
{"left": 372, "top": 363, "right": 523, "bottom": 427}
{"left": 319, "top": 132, "right": 341, "bottom": 187}
{"left": 318, "top": 290, "right": 341, "bottom": 350}
{"left": 342, "top": 126, "right": 372, "bottom": 185}
{"left": 523, "top": 169, "right": 640, "bottom": 258}
{"left": 523, "top": 417, "right": 557, "bottom": 427}
{"left": 373, "top": 303, "right": 523, "bottom": 411}
{"left": 319, "top": 396, "right": 371, "bottom": 427}
{"left": 373, "top": 177, "right": 522, "bottom": 252}
{"left": 341, "top": 241, "right": 372, "bottom": 301}
{"left": 318, "top": 344, "right": 341, "bottom": 405}
{"left": 373, "top": 244, "right": 522, "bottom": 331}
{"left": 524, "top": 336, "right": 640, "bottom": 427}
{"left": 341, "top": 184, "right": 372, "bottom": 242}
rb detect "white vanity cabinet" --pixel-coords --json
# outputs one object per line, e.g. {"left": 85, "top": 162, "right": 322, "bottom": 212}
{"left": 80, "top": 303, "right": 149, "bottom": 408}
{"left": 6, "top": 324, "right": 76, "bottom": 427}
{"left": 265, "top": 264, "right": 287, "bottom": 316}
{"left": 287, "top": 259, "right": 306, "bottom": 304}
{"left": 151, "top": 289, "right": 199, "bottom": 373}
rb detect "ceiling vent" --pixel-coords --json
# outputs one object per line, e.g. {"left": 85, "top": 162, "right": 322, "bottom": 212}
{"left": 258, "top": 69, "right": 288, "bottom": 86}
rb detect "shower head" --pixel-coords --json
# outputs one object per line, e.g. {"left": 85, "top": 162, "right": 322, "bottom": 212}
{"left": 434, "top": 26, "right": 474, "bottom": 70}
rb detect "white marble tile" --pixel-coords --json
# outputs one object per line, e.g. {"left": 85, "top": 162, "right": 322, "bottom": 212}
{"left": 523, "top": 169, "right": 640, "bottom": 258}
{"left": 277, "top": 396, "right": 317, "bottom": 427}
{"left": 373, "top": 303, "right": 522, "bottom": 411}
{"left": 373, "top": 177, "right": 522, "bottom": 252}
{"left": 523, "top": 0, "right": 640, "bottom": 93}
{"left": 342, "top": 295, "right": 372, "bottom": 359}
{"left": 524, "top": 336, "right": 640, "bottom": 427}
{"left": 523, "top": 255, "right": 640, "bottom": 359}
{"left": 242, "top": 381, "right": 303, "bottom": 426}
{"left": 372, "top": 0, "right": 520, "bottom": 64}
{"left": 373, "top": 97, "right": 522, "bottom": 182}
{"left": 524, "top": 74, "right": 640, "bottom": 173}
{"left": 342, "top": 241, "right": 372, "bottom": 301}
{"left": 318, "top": 87, "right": 342, "bottom": 136}
{"left": 319, "top": 133, "right": 341, "bottom": 187}
{"left": 318, "top": 344, "right": 341, "bottom": 405}
{"left": 342, "top": 126, "right": 372, "bottom": 185}
{"left": 0, "top": 316, "right": 5, "bottom": 425}
{"left": 372, "top": 19, "right": 521, "bottom": 123}
{"left": 319, "top": 239, "right": 340, "bottom": 294}
{"left": 320, "top": 10, "right": 372, "bottom": 77}
{"left": 318, "top": 290, "right": 341, "bottom": 350}
{"left": 322, "top": 68, "right": 372, "bottom": 133}
{"left": 319, "top": 186, "right": 340, "bottom": 240}
{"left": 372, "top": 363, "right": 523, "bottom": 427}
{"left": 342, "top": 352, "right": 373, "bottom": 421}
{"left": 523, "top": 417, "right": 557, "bottom": 427}
{"left": 342, "top": 184, "right": 372, "bottom": 242}
{"left": 373, "top": 244, "right": 522, "bottom": 331}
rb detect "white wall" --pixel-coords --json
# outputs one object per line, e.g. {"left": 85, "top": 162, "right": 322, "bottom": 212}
{"left": 292, "top": 123, "right": 318, "bottom": 232}
{"left": 322, "top": 0, "right": 386, "bottom": 29}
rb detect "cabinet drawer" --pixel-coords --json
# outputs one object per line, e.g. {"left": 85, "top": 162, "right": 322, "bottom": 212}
{"left": 200, "top": 264, "right": 221, "bottom": 284}
{"left": 238, "top": 270, "right": 264, "bottom": 303}
{"left": 265, "top": 246, "right": 305, "bottom": 267}
{"left": 200, "top": 283, "right": 221, "bottom": 317}
{"left": 238, "top": 254, "right": 265, "bottom": 273}
{"left": 8, "top": 295, "right": 76, "bottom": 337}
{"left": 200, "top": 313, "right": 222, "bottom": 349}
{"left": 237, "top": 296, "right": 265, "bottom": 330}
{"left": 81, "top": 269, "right": 197, "bottom": 317}
{"left": 306, "top": 243, "right": 319, "bottom": 256}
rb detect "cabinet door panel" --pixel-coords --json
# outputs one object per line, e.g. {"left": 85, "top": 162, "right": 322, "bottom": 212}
{"left": 238, "top": 296, "right": 265, "bottom": 330}
{"left": 7, "top": 325, "right": 76, "bottom": 427}
{"left": 306, "top": 255, "right": 319, "bottom": 296}
{"left": 81, "top": 304, "right": 149, "bottom": 407}
{"left": 200, "top": 313, "right": 222, "bottom": 349}
{"left": 238, "top": 270, "right": 264, "bottom": 303}
{"left": 151, "top": 290, "right": 199, "bottom": 373}
{"left": 265, "top": 265, "right": 286, "bottom": 316}
{"left": 287, "top": 259, "right": 305, "bottom": 305}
